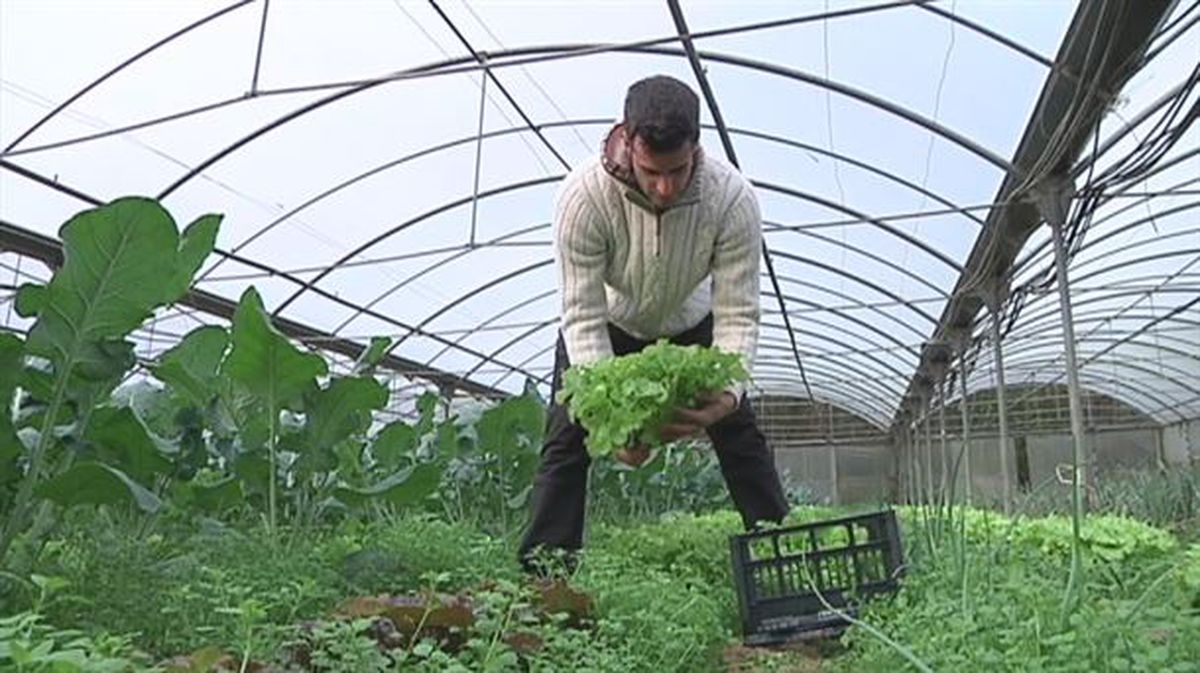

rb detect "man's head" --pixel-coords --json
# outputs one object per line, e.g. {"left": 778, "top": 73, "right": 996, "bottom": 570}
{"left": 623, "top": 75, "right": 701, "bottom": 208}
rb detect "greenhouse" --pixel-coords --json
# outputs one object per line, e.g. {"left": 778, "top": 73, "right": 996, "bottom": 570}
{"left": 1, "top": 1, "right": 1197, "bottom": 671}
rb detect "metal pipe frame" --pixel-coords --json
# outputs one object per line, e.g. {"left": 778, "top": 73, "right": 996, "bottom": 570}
{"left": 981, "top": 331, "right": 1200, "bottom": 404}
{"left": 752, "top": 348, "right": 904, "bottom": 414}
{"left": 165, "top": 117, "right": 986, "bottom": 285}
{"left": 426, "top": 290, "right": 556, "bottom": 367}
{"left": 2, "top": 24, "right": 1012, "bottom": 410}
{"left": 667, "top": 0, "right": 813, "bottom": 399}
{"left": 1001, "top": 284, "right": 1200, "bottom": 344}
{"left": 1010, "top": 179, "right": 1200, "bottom": 278}
{"left": 990, "top": 362, "right": 1183, "bottom": 426}
{"left": 761, "top": 285, "right": 921, "bottom": 376}
{"left": 1, "top": 1, "right": 935, "bottom": 157}
{"left": 893, "top": 0, "right": 1179, "bottom": 430}
{"left": 767, "top": 267, "right": 931, "bottom": 343}
{"left": 998, "top": 350, "right": 1197, "bottom": 422}
{"left": 739, "top": 371, "right": 891, "bottom": 426}
{"left": 388, "top": 259, "right": 554, "bottom": 354}
{"left": 735, "top": 363, "right": 896, "bottom": 424}
{"left": 754, "top": 181, "right": 964, "bottom": 274}
{"left": 1, "top": 0, "right": 257, "bottom": 154}
{"left": 267, "top": 174, "right": 560, "bottom": 316}
{"left": 3, "top": 0, "right": 1192, "bottom": 429}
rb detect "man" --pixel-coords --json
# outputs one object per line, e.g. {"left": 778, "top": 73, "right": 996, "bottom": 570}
{"left": 519, "top": 75, "right": 789, "bottom": 573}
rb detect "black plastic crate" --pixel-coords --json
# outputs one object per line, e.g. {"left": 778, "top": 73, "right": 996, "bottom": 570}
{"left": 729, "top": 509, "right": 905, "bottom": 645}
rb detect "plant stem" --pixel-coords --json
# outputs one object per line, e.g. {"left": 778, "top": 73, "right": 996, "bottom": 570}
{"left": 268, "top": 404, "right": 278, "bottom": 540}
{"left": 0, "top": 371, "right": 71, "bottom": 563}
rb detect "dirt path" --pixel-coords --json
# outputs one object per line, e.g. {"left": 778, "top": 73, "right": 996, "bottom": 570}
{"left": 723, "top": 642, "right": 825, "bottom": 672}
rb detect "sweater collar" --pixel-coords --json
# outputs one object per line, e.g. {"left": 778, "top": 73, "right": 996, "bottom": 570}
{"left": 601, "top": 123, "right": 703, "bottom": 214}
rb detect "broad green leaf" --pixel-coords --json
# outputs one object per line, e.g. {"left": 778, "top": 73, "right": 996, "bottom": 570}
{"left": 416, "top": 391, "right": 439, "bottom": 433}
{"left": 335, "top": 462, "right": 441, "bottom": 508}
{"left": 13, "top": 283, "right": 45, "bottom": 318}
{"left": 72, "top": 338, "right": 135, "bottom": 382}
{"left": 300, "top": 376, "right": 388, "bottom": 472}
{"left": 29, "top": 574, "right": 70, "bottom": 596}
{"left": 297, "top": 374, "right": 386, "bottom": 475}
{"left": 173, "top": 424, "right": 207, "bottom": 480}
{"left": 25, "top": 198, "right": 187, "bottom": 370}
{"left": 153, "top": 325, "right": 229, "bottom": 408}
{"left": 174, "top": 476, "right": 243, "bottom": 514}
{"left": 84, "top": 406, "right": 172, "bottom": 484}
{"left": 222, "top": 287, "right": 327, "bottom": 412}
{"left": 371, "top": 421, "right": 417, "bottom": 472}
{"left": 11, "top": 199, "right": 210, "bottom": 539}
{"left": 352, "top": 336, "right": 393, "bottom": 375}
{"left": 333, "top": 438, "right": 368, "bottom": 480}
{"left": 169, "top": 214, "right": 221, "bottom": 298}
{"left": 35, "top": 461, "right": 162, "bottom": 513}
{"left": 435, "top": 420, "right": 462, "bottom": 458}
{"left": 214, "top": 378, "right": 267, "bottom": 451}
{"left": 477, "top": 394, "right": 545, "bottom": 454}
{"left": 21, "top": 346, "right": 129, "bottom": 423}
{"left": 1, "top": 334, "right": 22, "bottom": 461}
{"left": 114, "top": 380, "right": 186, "bottom": 440}
{"left": 18, "top": 363, "right": 54, "bottom": 404}
{"left": 475, "top": 394, "right": 545, "bottom": 484}
{"left": 233, "top": 453, "right": 271, "bottom": 495}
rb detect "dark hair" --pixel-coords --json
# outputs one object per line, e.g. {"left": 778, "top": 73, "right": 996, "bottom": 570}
{"left": 624, "top": 75, "right": 700, "bottom": 153}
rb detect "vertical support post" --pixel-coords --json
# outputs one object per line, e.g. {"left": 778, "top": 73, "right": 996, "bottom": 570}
{"left": 1035, "top": 176, "right": 1090, "bottom": 509}
{"left": 437, "top": 381, "right": 457, "bottom": 418}
{"left": 928, "top": 356, "right": 950, "bottom": 508}
{"left": 923, "top": 393, "right": 935, "bottom": 505}
{"left": 1155, "top": 428, "right": 1168, "bottom": 472}
{"left": 468, "top": 60, "right": 488, "bottom": 248}
{"left": 950, "top": 328, "right": 973, "bottom": 507}
{"left": 907, "top": 425, "right": 919, "bottom": 505}
{"left": 1036, "top": 174, "right": 1090, "bottom": 610}
{"left": 982, "top": 281, "right": 1013, "bottom": 514}
{"left": 959, "top": 352, "right": 973, "bottom": 506}
{"left": 827, "top": 402, "right": 839, "bottom": 505}
{"left": 937, "top": 379, "right": 949, "bottom": 508}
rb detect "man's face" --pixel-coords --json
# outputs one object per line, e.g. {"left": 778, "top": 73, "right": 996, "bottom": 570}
{"left": 628, "top": 134, "right": 697, "bottom": 209}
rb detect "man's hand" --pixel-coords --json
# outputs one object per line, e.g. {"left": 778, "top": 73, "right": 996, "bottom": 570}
{"left": 658, "top": 391, "right": 739, "bottom": 442}
{"left": 614, "top": 443, "right": 652, "bottom": 467}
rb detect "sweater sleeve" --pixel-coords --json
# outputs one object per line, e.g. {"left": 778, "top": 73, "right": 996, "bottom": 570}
{"left": 555, "top": 175, "right": 613, "bottom": 367}
{"left": 711, "top": 184, "right": 762, "bottom": 401}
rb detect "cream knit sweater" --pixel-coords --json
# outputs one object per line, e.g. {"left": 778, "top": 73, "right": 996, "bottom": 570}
{"left": 554, "top": 148, "right": 762, "bottom": 396}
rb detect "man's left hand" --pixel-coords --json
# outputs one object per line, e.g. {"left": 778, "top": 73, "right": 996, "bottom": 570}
{"left": 658, "top": 391, "right": 739, "bottom": 442}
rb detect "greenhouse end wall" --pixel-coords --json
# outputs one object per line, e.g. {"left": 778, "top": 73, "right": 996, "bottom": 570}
{"left": 772, "top": 423, "right": 1194, "bottom": 506}
{"left": 1163, "top": 419, "right": 1200, "bottom": 467}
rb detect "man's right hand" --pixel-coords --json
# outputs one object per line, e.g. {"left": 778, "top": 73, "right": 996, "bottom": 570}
{"left": 614, "top": 443, "right": 651, "bottom": 467}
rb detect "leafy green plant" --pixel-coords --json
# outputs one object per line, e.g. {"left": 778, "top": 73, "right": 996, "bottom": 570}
{"left": 588, "top": 440, "right": 731, "bottom": 521}
{"left": 0, "top": 611, "right": 156, "bottom": 672}
{"left": 1179, "top": 544, "right": 1200, "bottom": 608}
{"left": 557, "top": 341, "right": 747, "bottom": 457}
{"left": 289, "top": 617, "right": 392, "bottom": 671}
{"left": 221, "top": 287, "right": 328, "bottom": 537}
{"left": 837, "top": 511, "right": 1200, "bottom": 673}
{"left": 1012, "top": 513, "right": 1178, "bottom": 565}
{"left": 0, "top": 197, "right": 219, "bottom": 565}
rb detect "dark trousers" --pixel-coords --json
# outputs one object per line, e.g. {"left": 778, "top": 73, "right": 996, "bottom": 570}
{"left": 518, "top": 314, "right": 789, "bottom": 570}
